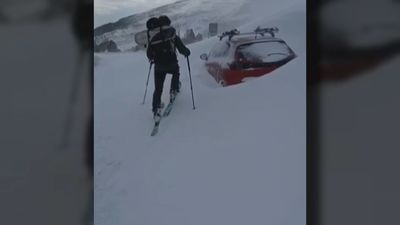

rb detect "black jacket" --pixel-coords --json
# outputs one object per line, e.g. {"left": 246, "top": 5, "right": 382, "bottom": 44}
{"left": 147, "top": 26, "right": 190, "bottom": 71}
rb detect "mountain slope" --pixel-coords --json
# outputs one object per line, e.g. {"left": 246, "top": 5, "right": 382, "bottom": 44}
{"left": 94, "top": 0, "right": 252, "bottom": 50}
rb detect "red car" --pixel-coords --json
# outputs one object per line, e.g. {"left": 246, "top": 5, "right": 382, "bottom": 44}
{"left": 200, "top": 28, "right": 296, "bottom": 86}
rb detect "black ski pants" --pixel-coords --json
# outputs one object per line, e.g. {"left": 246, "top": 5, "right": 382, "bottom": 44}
{"left": 152, "top": 69, "right": 180, "bottom": 112}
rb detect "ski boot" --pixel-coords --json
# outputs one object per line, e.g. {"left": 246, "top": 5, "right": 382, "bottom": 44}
{"left": 177, "top": 81, "right": 181, "bottom": 93}
{"left": 169, "top": 90, "right": 178, "bottom": 103}
{"left": 153, "top": 102, "right": 164, "bottom": 121}
{"left": 169, "top": 81, "right": 181, "bottom": 102}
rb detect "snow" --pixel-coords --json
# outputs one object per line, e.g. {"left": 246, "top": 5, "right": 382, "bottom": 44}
{"left": 95, "top": 0, "right": 306, "bottom": 225}
{"left": 96, "top": 0, "right": 304, "bottom": 51}
{"left": 238, "top": 41, "right": 292, "bottom": 63}
{"left": 95, "top": 0, "right": 249, "bottom": 51}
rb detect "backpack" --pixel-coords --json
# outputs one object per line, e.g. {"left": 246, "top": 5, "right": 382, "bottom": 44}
{"left": 149, "top": 26, "right": 177, "bottom": 63}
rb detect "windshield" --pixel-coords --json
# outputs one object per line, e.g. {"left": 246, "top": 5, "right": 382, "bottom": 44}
{"left": 236, "top": 41, "right": 292, "bottom": 64}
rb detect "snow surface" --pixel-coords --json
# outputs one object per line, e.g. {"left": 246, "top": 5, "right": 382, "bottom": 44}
{"left": 238, "top": 41, "right": 292, "bottom": 63}
{"left": 94, "top": 0, "right": 306, "bottom": 225}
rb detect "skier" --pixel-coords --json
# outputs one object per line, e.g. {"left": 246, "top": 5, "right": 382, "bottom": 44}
{"left": 146, "top": 15, "right": 191, "bottom": 119}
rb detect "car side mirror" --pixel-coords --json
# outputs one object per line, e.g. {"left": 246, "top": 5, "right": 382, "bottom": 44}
{"left": 200, "top": 53, "right": 208, "bottom": 61}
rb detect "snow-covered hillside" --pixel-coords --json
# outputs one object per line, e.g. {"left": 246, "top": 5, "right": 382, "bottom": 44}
{"left": 94, "top": 0, "right": 306, "bottom": 225}
{"left": 94, "top": 0, "right": 302, "bottom": 51}
{"left": 94, "top": 0, "right": 246, "bottom": 50}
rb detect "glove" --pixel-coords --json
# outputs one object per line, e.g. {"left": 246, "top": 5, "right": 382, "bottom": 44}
{"left": 184, "top": 48, "right": 191, "bottom": 57}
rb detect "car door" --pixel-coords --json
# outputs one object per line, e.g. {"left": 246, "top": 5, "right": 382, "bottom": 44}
{"left": 206, "top": 41, "right": 231, "bottom": 83}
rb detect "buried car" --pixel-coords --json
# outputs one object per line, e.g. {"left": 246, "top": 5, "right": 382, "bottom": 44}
{"left": 200, "top": 27, "right": 296, "bottom": 86}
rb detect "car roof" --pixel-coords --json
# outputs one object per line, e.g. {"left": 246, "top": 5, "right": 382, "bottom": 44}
{"left": 227, "top": 35, "right": 284, "bottom": 45}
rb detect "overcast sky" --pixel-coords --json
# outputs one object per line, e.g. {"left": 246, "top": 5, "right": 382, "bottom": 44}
{"left": 94, "top": 0, "right": 178, "bottom": 27}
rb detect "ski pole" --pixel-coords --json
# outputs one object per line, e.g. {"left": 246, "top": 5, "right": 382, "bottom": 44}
{"left": 186, "top": 56, "right": 196, "bottom": 110}
{"left": 142, "top": 62, "right": 153, "bottom": 104}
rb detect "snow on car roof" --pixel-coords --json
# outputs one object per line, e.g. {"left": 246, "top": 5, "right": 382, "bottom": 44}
{"left": 229, "top": 35, "right": 283, "bottom": 45}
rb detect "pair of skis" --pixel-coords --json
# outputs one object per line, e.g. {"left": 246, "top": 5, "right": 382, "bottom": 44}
{"left": 150, "top": 94, "right": 177, "bottom": 136}
{"left": 147, "top": 57, "right": 195, "bottom": 136}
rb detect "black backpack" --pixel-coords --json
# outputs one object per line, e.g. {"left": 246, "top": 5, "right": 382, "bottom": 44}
{"left": 149, "top": 26, "right": 177, "bottom": 63}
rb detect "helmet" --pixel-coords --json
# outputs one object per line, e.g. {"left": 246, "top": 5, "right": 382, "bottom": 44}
{"left": 146, "top": 17, "right": 160, "bottom": 29}
{"left": 158, "top": 15, "right": 171, "bottom": 26}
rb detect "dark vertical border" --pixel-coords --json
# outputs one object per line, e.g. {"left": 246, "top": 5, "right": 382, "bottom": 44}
{"left": 307, "top": 0, "right": 320, "bottom": 224}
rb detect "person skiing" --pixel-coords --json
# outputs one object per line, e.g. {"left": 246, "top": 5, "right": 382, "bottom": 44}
{"left": 146, "top": 15, "right": 191, "bottom": 119}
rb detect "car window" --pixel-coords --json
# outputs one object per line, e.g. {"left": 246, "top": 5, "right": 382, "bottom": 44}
{"left": 236, "top": 41, "right": 292, "bottom": 63}
{"left": 209, "top": 41, "right": 230, "bottom": 58}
